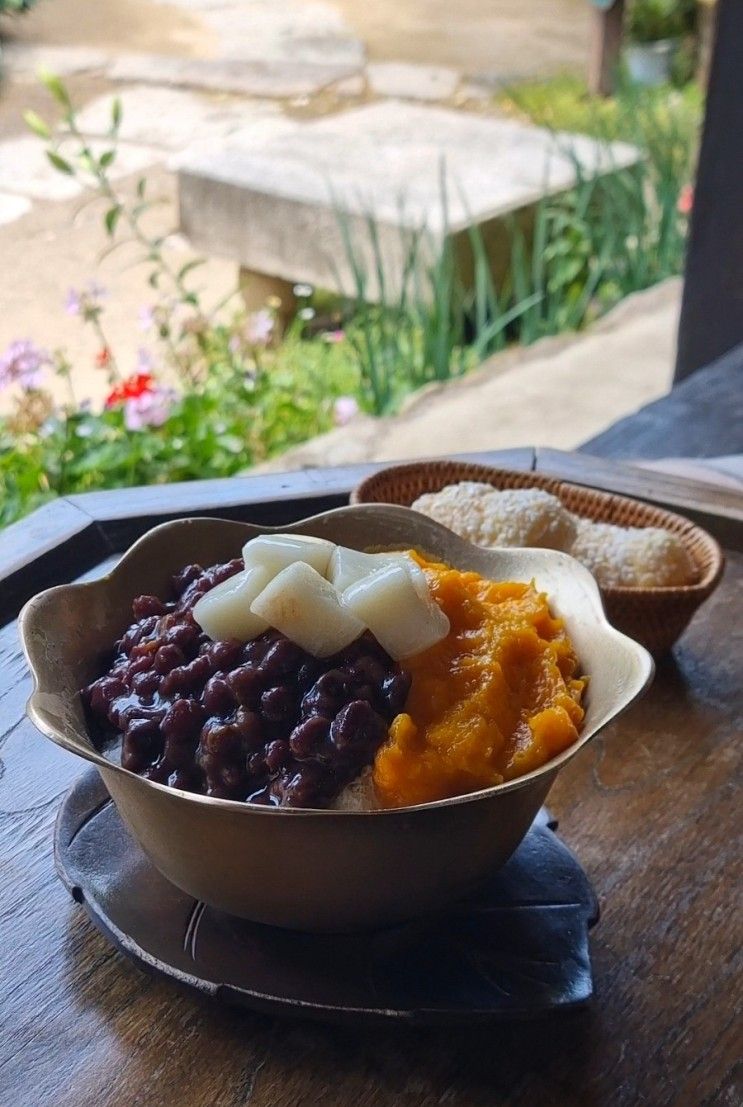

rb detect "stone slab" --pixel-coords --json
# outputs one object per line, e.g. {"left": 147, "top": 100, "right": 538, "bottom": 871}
{"left": 108, "top": 53, "right": 360, "bottom": 99}
{"left": 0, "top": 191, "right": 32, "bottom": 227}
{"left": 330, "top": 73, "right": 367, "bottom": 98}
{"left": 1, "top": 44, "right": 111, "bottom": 77}
{"left": 178, "top": 101, "right": 638, "bottom": 297}
{"left": 0, "top": 136, "right": 161, "bottom": 202}
{"left": 76, "top": 86, "right": 279, "bottom": 152}
{"left": 367, "top": 62, "right": 460, "bottom": 102}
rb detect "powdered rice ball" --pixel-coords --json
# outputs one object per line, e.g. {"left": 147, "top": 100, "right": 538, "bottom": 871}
{"left": 412, "top": 485, "right": 577, "bottom": 551}
{"left": 569, "top": 519, "right": 696, "bottom": 588}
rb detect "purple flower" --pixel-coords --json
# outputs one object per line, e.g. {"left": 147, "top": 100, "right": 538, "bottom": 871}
{"left": 87, "top": 280, "right": 108, "bottom": 301}
{"left": 138, "top": 304, "right": 156, "bottom": 331}
{"left": 245, "top": 309, "right": 274, "bottom": 347}
{"left": 65, "top": 281, "right": 108, "bottom": 320}
{"left": 136, "top": 347, "right": 153, "bottom": 374}
{"left": 0, "top": 339, "right": 51, "bottom": 391}
{"left": 333, "top": 395, "right": 360, "bottom": 426}
{"left": 124, "top": 385, "right": 176, "bottom": 431}
{"left": 65, "top": 288, "right": 82, "bottom": 316}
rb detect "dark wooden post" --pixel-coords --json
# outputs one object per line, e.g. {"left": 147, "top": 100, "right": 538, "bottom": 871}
{"left": 676, "top": 0, "right": 742, "bottom": 381}
{"left": 588, "top": 0, "right": 626, "bottom": 96}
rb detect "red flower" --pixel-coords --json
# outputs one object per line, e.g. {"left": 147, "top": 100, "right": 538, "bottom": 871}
{"left": 105, "top": 372, "right": 154, "bottom": 408}
{"left": 95, "top": 346, "right": 112, "bottom": 369}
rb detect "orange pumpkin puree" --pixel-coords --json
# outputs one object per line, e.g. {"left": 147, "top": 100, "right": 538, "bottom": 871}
{"left": 372, "top": 553, "right": 586, "bottom": 808}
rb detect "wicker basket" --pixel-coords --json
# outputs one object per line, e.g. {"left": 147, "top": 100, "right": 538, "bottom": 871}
{"left": 351, "top": 460, "right": 724, "bottom": 656}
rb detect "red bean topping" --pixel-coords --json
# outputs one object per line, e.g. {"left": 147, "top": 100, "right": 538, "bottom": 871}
{"left": 132, "top": 595, "right": 168, "bottom": 619}
{"left": 289, "top": 716, "right": 331, "bottom": 760}
{"left": 82, "top": 558, "right": 407, "bottom": 808}
{"left": 260, "top": 685, "right": 296, "bottom": 722}
{"left": 202, "top": 676, "right": 235, "bottom": 717}
{"left": 226, "top": 665, "right": 263, "bottom": 707}
{"left": 154, "top": 644, "right": 186, "bottom": 675}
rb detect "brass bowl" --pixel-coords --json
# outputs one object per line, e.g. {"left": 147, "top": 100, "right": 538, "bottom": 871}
{"left": 20, "top": 505, "right": 653, "bottom": 932}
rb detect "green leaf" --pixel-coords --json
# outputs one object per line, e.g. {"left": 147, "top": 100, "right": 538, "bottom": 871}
{"left": 104, "top": 205, "right": 122, "bottom": 237}
{"left": 177, "top": 258, "right": 206, "bottom": 282}
{"left": 79, "top": 151, "right": 97, "bottom": 175}
{"left": 46, "top": 150, "right": 74, "bottom": 175}
{"left": 23, "top": 110, "right": 51, "bottom": 140}
{"left": 110, "top": 97, "right": 122, "bottom": 132}
{"left": 99, "top": 150, "right": 117, "bottom": 169}
{"left": 38, "top": 69, "right": 72, "bottom": 110}
{"left": 136, "top": 178, "right": 147, "bottom": 198}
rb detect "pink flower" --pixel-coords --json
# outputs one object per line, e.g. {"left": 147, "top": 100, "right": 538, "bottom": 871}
{"left": 245, "top": 309, "right": 274, "bottom": 347}
{"left": 322, "top": 329, "right": 345, "bottom": 344}
{"left": 123, "top": 385, "right": 176, "bottom": 431}
{"left": 333, "top": 395, "right": 360, "bottom": 426}
{"left": 677, "top": 184, "right": 694, "bottom": 216}
{"left": 0, "top": 339, "right": 50, "bottom": 391}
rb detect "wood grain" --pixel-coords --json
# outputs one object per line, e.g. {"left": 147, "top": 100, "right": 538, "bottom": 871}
{"left": 1, "top": 456, "right": 742, "bottom": 1107}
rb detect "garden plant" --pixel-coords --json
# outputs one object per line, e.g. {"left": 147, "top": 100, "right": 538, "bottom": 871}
{"left": 0, "top": 71, "right": 700, "bottom": 529}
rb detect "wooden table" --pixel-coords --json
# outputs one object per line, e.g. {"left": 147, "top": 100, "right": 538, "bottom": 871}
{"left": 1, "top": 449, "right": 741, "bottom": 1107}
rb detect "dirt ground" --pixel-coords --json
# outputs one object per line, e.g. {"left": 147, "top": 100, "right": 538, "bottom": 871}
{"left": 4, "top": 0, "right": 213, "bottom": 57}
{"left": 4, "top": 0, "right": 588, "bottom": 79}
{"left": 333, "top": 0, "right": 589, "bottom": 75}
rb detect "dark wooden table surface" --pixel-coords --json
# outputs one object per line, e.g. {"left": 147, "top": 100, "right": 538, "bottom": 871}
{"left": 1, "top": 449, "right": 741, "bottom": 1107}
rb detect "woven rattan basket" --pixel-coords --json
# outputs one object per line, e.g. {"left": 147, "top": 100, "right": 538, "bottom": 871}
{"left": 351, "top": 460, "right": 724, "bottom": 655}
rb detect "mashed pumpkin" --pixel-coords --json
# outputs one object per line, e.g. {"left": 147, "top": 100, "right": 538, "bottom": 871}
{"left": 372, "top": 553, "right": 586, "bottom": 808}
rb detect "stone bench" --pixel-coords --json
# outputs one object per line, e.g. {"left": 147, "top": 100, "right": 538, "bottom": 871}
{"left": 177, "top": 101, "right": 638, "bottom": 314}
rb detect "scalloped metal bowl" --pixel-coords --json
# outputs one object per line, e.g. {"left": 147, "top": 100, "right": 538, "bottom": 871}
{"left": 20, "top": 505, "right": 653, "bottom": 931}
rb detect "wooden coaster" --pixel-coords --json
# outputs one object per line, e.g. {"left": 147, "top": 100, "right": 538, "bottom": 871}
{"left": 55, "top": 769, "right": 599, "bottom": 1025}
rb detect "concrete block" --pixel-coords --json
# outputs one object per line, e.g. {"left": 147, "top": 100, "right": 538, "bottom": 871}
{"left": 178, "top": 101, "right": 638, "bottom": 300}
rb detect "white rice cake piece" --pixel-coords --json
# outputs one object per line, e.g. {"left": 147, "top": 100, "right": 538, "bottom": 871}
{"left": 193, "top": 565, "right": 273, "bottom": 642}
{"left": 342, "top": 560, "right": 449, "bottom": 660}
{"left": 250, "top": 561, "right": 364, "bottom": 657}
{"left": 328, "top": 546, "right": 412, "bottom": 592}
{"left": 242, "top": 533, "right": 335, "bottom": 578}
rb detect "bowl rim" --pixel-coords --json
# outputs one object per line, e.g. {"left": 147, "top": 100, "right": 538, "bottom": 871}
{"left": 20, "top": 504, "right": 654, "bottom": 818}
{"left": 350, "top": 458, "right": 725, "bottom": 598}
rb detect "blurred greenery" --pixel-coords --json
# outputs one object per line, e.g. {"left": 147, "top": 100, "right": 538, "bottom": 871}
{"left": 0, "top": 328, "right": 358, "bottom": 528}
{"left": 0, "top": 0, "right": 39, "bottom": 15}
{"left": 626, "top": 0, "right": 697, "bottom": 44}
